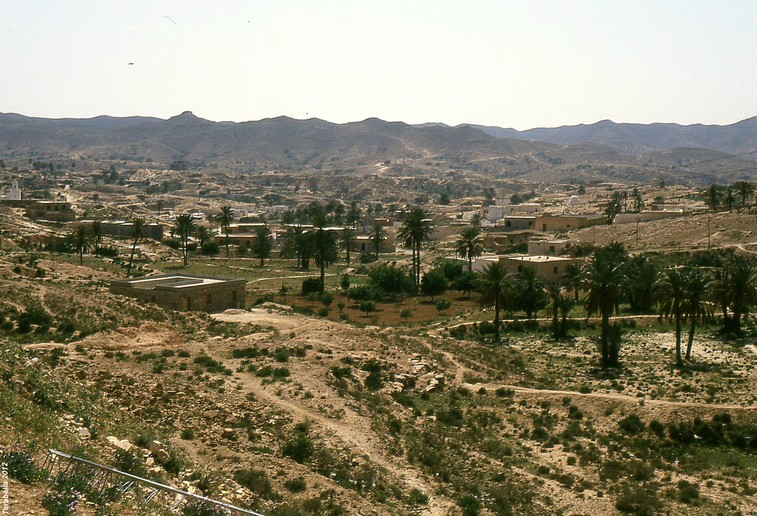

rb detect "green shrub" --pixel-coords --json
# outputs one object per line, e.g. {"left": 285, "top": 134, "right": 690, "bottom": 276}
{"left": 347, "top": 285, "right": 382, "bottom": 302}
{"left": 359, "top": 300, "right": 376, "bottom": 314}
{"left": 301, "top": 278, "right": 322, "bottom": 295}
{"left": 368, "top": 263, "right": 413, "bottom": 295}
{"left": 615, "top": 485, "right": 662, "bottom": 515}
{"left": 0, "top": 450, "right": 45, "bottom": 484}
{"left": 420, "top": 269, "right": 448, "bottom": 298}
{"left": 320, "top": 292, "right": 334, "bottom": 306}
{"left": 181, "top": 428, "right": 195, "bottom": 440}
{"left": 495, "top": 387, "right": 515, "bottom": 398}
{"left": 113, "top": 449, "right": 147, "bottom": 477}
{"left": 458, "top": 495, "right": 482, "bottom": 516}
{"left": 400, "top": 308, "right": 413, "bottom": 319}
{"left": 232, "top": 347, "right": 264, "bottom": 359}
{"left": 283, "top": 476, "right": 307, "bottom": 493}
{"left": 363, "top": 360, "right": 383, "bottom": 390}
{"left": 233, "top": 469, "right": 278, "bottom": 500}
{"left": 281, "top": 433, "right": 314, "bottom": 463}
{"left": 435, "top": 298, "right": 452, "bottom": 311}
{"left": 678, "top": 480, "right": 700, "bottom": 504}
{"left": 407, "top": 488, "right": 429, "bottom": 505}
{"left": 619, "top": 414, "right": 645, "bottom": 435}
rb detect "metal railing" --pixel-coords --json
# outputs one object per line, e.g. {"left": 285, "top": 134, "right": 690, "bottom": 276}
{"left": 43, "top": 449, "right": 263, "bottom": 515}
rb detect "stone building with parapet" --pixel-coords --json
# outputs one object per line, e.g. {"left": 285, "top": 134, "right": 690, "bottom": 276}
{"left": 110, "top": 274, "right": 246, "bottom": 312}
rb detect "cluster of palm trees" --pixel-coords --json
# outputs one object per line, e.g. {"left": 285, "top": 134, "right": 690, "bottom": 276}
{"left": 707, "top": 181, "right": 755, "bottom": 211}
{"left": 397, "top": 207, "right": 434, "bottom": 291}
{"left": 477, "top": 242, "right": 757, "bottom": 368}
{"left": 173, "top": 207, "right": 275, "bottom": 266}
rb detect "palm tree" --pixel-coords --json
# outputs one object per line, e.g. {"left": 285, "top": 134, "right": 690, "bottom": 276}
{"left": 127, "top": 218, "right": 146, "bottom": 277}
{"left": 91, "top": 220, "right": 103, "bottom": 254}
{"left": 311, "top": 212, "right": 338, "bottom": 293}
{"left": 398, "top": 207, "right": 434, "bottom": 291}
{"left": 682, "top": 267, "right": 712, "bottom": 360}
{"left": 218, "top": 205, "right": 234, "bottom": 258}
{"left": 454, "top": 227, "right": 483, "bottom": 272}
{"left": 657, "top": 267, "right": 687, "bottom": 366}
{"left": 195, "top": 226, "right": 211, "bottom": 252}
{"left": 252, "top": 225, "right": 273, "bottom": 266}
{"left": 583, "top": 252, "right": 626, "bottom": 367}
{"left": 172, "top": 214, "right": 195, "bottom": 266}
{"left": 627, "top": 254, "right": 659, "bottom": 312}
{"left": 734, "top": 181, "right": 755, "bottom": 207}
{"left": 515, "top": 266, "right": 547, "bottom": 320}
{"left": 370, "top": 223, "right": 385, "bottom": 260}
{"left": 477, "top": 262, "right": 516, "bottom": 343}
{"left": 715, "top": 254, "right": 757, "bottom": 334}
{"left": 341, "top": 227, "right": 356, "bottom": 265}
{"left": 547, "top": 281, "right": 562, "bottom": 338}
{"left": 707, "top": 184, "right": 721, "bottom": 211}
{"left": 283, "top": 225, "right": 313, "bottom": 270}
{"left": 561, "top": 262, "right": 583, "bottom": 302}
{"left": 69, "top": 225, "right": 92, "bottom": 266}
{"left": 346, "top": 201, "right": 362, "bottom": 229}
{"left": 724, "top": 186, "right": 736, "bottom": 211}
{"left": 558, "top": 294, "right": 576, "bottom": 339}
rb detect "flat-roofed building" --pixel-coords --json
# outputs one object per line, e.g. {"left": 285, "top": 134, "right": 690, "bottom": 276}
{"left": 110, "top": 274, "right": 246, "bottom": 312}
{"left": 499, "top": 255, "right": 581, "bottom": 283}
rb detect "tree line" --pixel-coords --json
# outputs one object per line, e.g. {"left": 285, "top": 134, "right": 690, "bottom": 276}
{"left": 476, "top": 242, "right": 756, "bottom": 368}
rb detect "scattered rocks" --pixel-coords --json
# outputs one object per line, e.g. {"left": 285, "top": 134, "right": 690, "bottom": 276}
{"left": 106, "top": 436, "right": 134, "bottom": 453}
{"left": 77, "top": 427, "right": 91, "bottom": 440}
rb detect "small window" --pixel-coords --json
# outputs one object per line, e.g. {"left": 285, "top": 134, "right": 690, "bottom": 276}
{"left": 150, "top": 295, "right": 157, "bottom": 303}
{"left": 542, "top": 224, "right": 547, "bottom": 231}
{"left": 554, "top": 266, "right": 559, "bottom": 274}
{"left": 232, "top": 290, "right": 238, "bottom": 302}
{"left": 549, "top": 246, "right": 555, "bottom": 253}
{"left": 205, "top": 292, "right": 212, "bottom": 305}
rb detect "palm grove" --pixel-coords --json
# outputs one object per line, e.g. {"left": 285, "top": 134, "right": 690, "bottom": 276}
{"left": 64, "top": 200, "right": 755, "bottom": 371}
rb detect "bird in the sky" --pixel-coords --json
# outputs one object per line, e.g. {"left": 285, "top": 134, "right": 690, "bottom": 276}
{"left": 128, "top": 62, "right": 134, "bottom": 66}
{"left": 163, "top": 15, "right": 176, "bottom": 24}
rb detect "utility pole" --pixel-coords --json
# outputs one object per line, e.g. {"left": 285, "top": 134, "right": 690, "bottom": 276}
{"left": 707, "top": 213, "right": 711, "bottom": 249}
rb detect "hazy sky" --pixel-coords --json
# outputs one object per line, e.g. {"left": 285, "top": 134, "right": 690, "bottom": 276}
{"left": 2, "top": 1, "right": 755, "bottom": 129}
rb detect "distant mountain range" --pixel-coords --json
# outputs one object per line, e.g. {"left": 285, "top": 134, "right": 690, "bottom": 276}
{"left": 468, "top": 117, "right": 757, "bottom": 155}
{"left": 0, "top": 111, "right": 754, "bottom": 184}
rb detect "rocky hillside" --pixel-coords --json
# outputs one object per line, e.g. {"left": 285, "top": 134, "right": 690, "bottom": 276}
{"left": 472, "top": 116, "right": 757, "bottom": 155}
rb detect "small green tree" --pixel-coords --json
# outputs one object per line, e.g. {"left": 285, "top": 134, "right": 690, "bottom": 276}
{"left": 421, "top": 269, "right": 448, "bottom": 300}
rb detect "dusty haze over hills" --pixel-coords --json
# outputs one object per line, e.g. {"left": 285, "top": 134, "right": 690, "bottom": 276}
{"left": 1, "top": 112, "right": 755, "bottom": 185}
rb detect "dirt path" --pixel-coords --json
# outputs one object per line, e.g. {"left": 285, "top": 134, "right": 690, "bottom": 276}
{"left": 248, "top": 386, "right": 454, "bottom": 515}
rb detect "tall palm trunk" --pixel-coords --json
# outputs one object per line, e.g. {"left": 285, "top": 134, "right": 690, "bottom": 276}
{"left": 686, "top": 315, "right": 697, "bottom": 360}
{"left": 127, "top": 241, "right": 137, "bottom": 276}
{"left": 494, "top": 294, "right": 501, "bottom": 343}
{"left": 674, "top": 303, "right": 683, "bottom": 366}
{"left": 601, "top": 312, "right": 610, "bottom": 366}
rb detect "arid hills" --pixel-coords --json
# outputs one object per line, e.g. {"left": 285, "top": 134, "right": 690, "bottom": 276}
{"left": 1, "top": 112, "right": 755, "bottom": 185}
